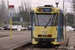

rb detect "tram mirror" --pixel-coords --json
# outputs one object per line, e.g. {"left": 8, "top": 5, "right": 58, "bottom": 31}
{"left": 67, "top": 18, "right": 69, "bottom": 22}
{"left": 30, "top": 11, "right": 34, "bottom": 15}
{"left": 30, "top": 11, "right": 32, "bottom": 15}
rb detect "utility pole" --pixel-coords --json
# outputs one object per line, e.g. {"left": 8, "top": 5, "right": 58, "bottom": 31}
{"left": 63, "top": 0, "right": 66, "bottom": 40}
{"left": 72, "top": 0, "right": 75, "bottom": 24}
{"left": 63, "top": 0, "right": 64, "bottom": 11}
{"left": 21, "top": 0, "right": 23, "bottom": 27}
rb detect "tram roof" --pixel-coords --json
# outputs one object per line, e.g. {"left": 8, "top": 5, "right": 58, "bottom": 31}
{"left": 32, "top": 7, "right": 61, "bottom": 14}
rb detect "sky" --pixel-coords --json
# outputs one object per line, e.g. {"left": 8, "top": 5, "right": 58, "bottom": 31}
{"left": 4, "top": 0, "right": 72, "bottom": 13}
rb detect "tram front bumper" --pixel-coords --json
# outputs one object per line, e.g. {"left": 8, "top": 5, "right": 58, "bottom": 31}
{"left": 35, "top": 38, "right": 55, "bottom": 42}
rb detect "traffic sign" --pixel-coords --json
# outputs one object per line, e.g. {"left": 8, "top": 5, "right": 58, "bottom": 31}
{"left": 8, "top": 5, "right": 14, "bottom": 17}
{"left": 8, "top": 5, "right": 14, "bottom": 10}
{"left": 9, "top": 13, "right": 13, "bottom": 17}
{"left": 8, "top": 5, "right": 14, "bottom": 8}
{"left": 8, "top": 5, "right": 14, "bottom": 39}
{"left": 20, "top": 17, "right": 23, "bottom": 22}
{"left": 8, "top": 9, "right": 14, "bottom": 13}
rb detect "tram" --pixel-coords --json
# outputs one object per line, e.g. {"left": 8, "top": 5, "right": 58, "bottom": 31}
{"left": 30, "top": 5, "right": 66, "bottom": 45}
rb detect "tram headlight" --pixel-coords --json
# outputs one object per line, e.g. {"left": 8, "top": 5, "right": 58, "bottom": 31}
{"left": 39, "top": 8, "right": 43, "bottom": 12}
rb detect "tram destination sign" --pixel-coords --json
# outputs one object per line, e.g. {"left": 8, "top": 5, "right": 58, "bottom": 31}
{"left": 43, "top": 8, "right": 52, "bottom": 12}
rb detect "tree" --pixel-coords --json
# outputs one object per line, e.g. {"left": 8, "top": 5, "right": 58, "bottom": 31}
{"left": 12, "top": 16, "right": 20, "bottom": 21}
{"left": 0, "top": 0, "right": 9, "bottom": 21}
{"left": 66, "top": 13, "right": 74, "bottom": 24}
{"left": 18, "top": 1, "right": 31, "bottom": 26}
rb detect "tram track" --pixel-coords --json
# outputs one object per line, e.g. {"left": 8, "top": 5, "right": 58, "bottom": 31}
{"left": 22, "top": 43, "right": 66, "bottom": 50}
{"left": 22, "top": 38, "right": 69, "bottom": 50}
{"left": 14, "top": 37, "right": 69, "bottom": 50}
{"left": 13, "top": 35, "right": 70, "bottom": 50}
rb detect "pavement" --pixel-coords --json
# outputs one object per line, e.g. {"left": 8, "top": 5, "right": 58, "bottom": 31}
{"left": 0, "top": 31, "right": 75, "bottom": 50}
{"left": 0, "top": 30, "right": 30, "bottom": 36}
{"left": 66, "top": 31, "right": 75, "bottom": 50}
{"left": 66, "top": 31, "right": 75, "bottom": 38}
{"left": 0, "top": 33, "right": 31, "bottom": 50}
{"left": 68, "top": 36, "right": 75, "bottom": 50}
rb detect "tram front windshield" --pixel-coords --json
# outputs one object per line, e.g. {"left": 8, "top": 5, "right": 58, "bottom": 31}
{"left": 34, "top": 13, "right": 58, "bottom": 26}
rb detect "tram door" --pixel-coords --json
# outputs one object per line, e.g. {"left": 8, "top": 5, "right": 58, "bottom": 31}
{"left": 59, "top": 13, "right": 64, "bottom": 39}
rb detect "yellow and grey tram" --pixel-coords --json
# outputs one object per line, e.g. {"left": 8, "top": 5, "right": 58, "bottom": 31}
{"left": 30, "top": 5, "right": 66, "bottom": 45}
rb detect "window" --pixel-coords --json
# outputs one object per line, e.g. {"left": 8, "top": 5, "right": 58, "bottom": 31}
{"left": 34, "top": 13, "right": 58, "bottom": 26}
{"left": 60, "top": 13, "right": 64, "bottom": 26}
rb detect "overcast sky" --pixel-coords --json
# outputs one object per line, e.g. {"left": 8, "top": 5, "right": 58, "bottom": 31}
{"left": 4, "top": 0, "right": 72, "bottom": 13}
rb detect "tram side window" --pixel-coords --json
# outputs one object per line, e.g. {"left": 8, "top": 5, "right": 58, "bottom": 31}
{"left": 34, "top": 14, "right": 38, "bottom": 26}
{"left": 53, "top": 14, "right": 58, "bottom": 26}
{"left": 59, "top": 13, "right": 64, "bottom": 39}
{"left": 33, "top": 16, "right": 36, "bottom": 26}
{"left": 60, "top": 13, "right": 64, "bottom": 26}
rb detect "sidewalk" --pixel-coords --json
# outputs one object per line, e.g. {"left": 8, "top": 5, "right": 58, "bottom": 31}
{"left": 0, "top": 34, "right": 31, "bottom": 50}
{"left": 68, "top": 36, "right": 75, "bottom": 50}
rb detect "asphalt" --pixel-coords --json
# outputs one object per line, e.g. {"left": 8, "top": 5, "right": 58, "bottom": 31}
{"left": 0, "top": 34, "right": 31, "bottom": 50}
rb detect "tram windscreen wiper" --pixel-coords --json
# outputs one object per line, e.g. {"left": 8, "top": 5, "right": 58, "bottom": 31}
{"left": 44, "top": 18, "right": 51, "bottom": 28}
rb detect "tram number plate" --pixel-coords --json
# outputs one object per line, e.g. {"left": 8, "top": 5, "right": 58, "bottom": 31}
{"left": 43, "top": 35, "right": 47, "bottom": 37}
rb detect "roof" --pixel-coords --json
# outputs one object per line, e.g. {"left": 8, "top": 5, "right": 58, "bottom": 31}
{"left": 32, "top": 7, "right": 60, "bottom": 13}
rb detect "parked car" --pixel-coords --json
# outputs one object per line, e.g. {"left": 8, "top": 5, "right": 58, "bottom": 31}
{"left": 28, "top": 25, "right": 31, "bottom": 30}
{"left": 4, "top": 25, "right": 17, "bottom": 30}
{"left": 17, "top": 25, "right": 27, "bottom": 30}
{"left": 21, "top": 27, "right": 27, "bottom": 30}
{"left": 66, "top": 26, "right": 74, "bottom": 31}
{"left": 4, "top": 25, "right": 27, "bottom": 30}
{"left": 7, "top": 25, "right": 17, "bottom": 30}
{"left": 4, "top": 25, "right": 9, "bottom": 30}
{"left": 0, "top": 27, "right": 3, "bottom": 30}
